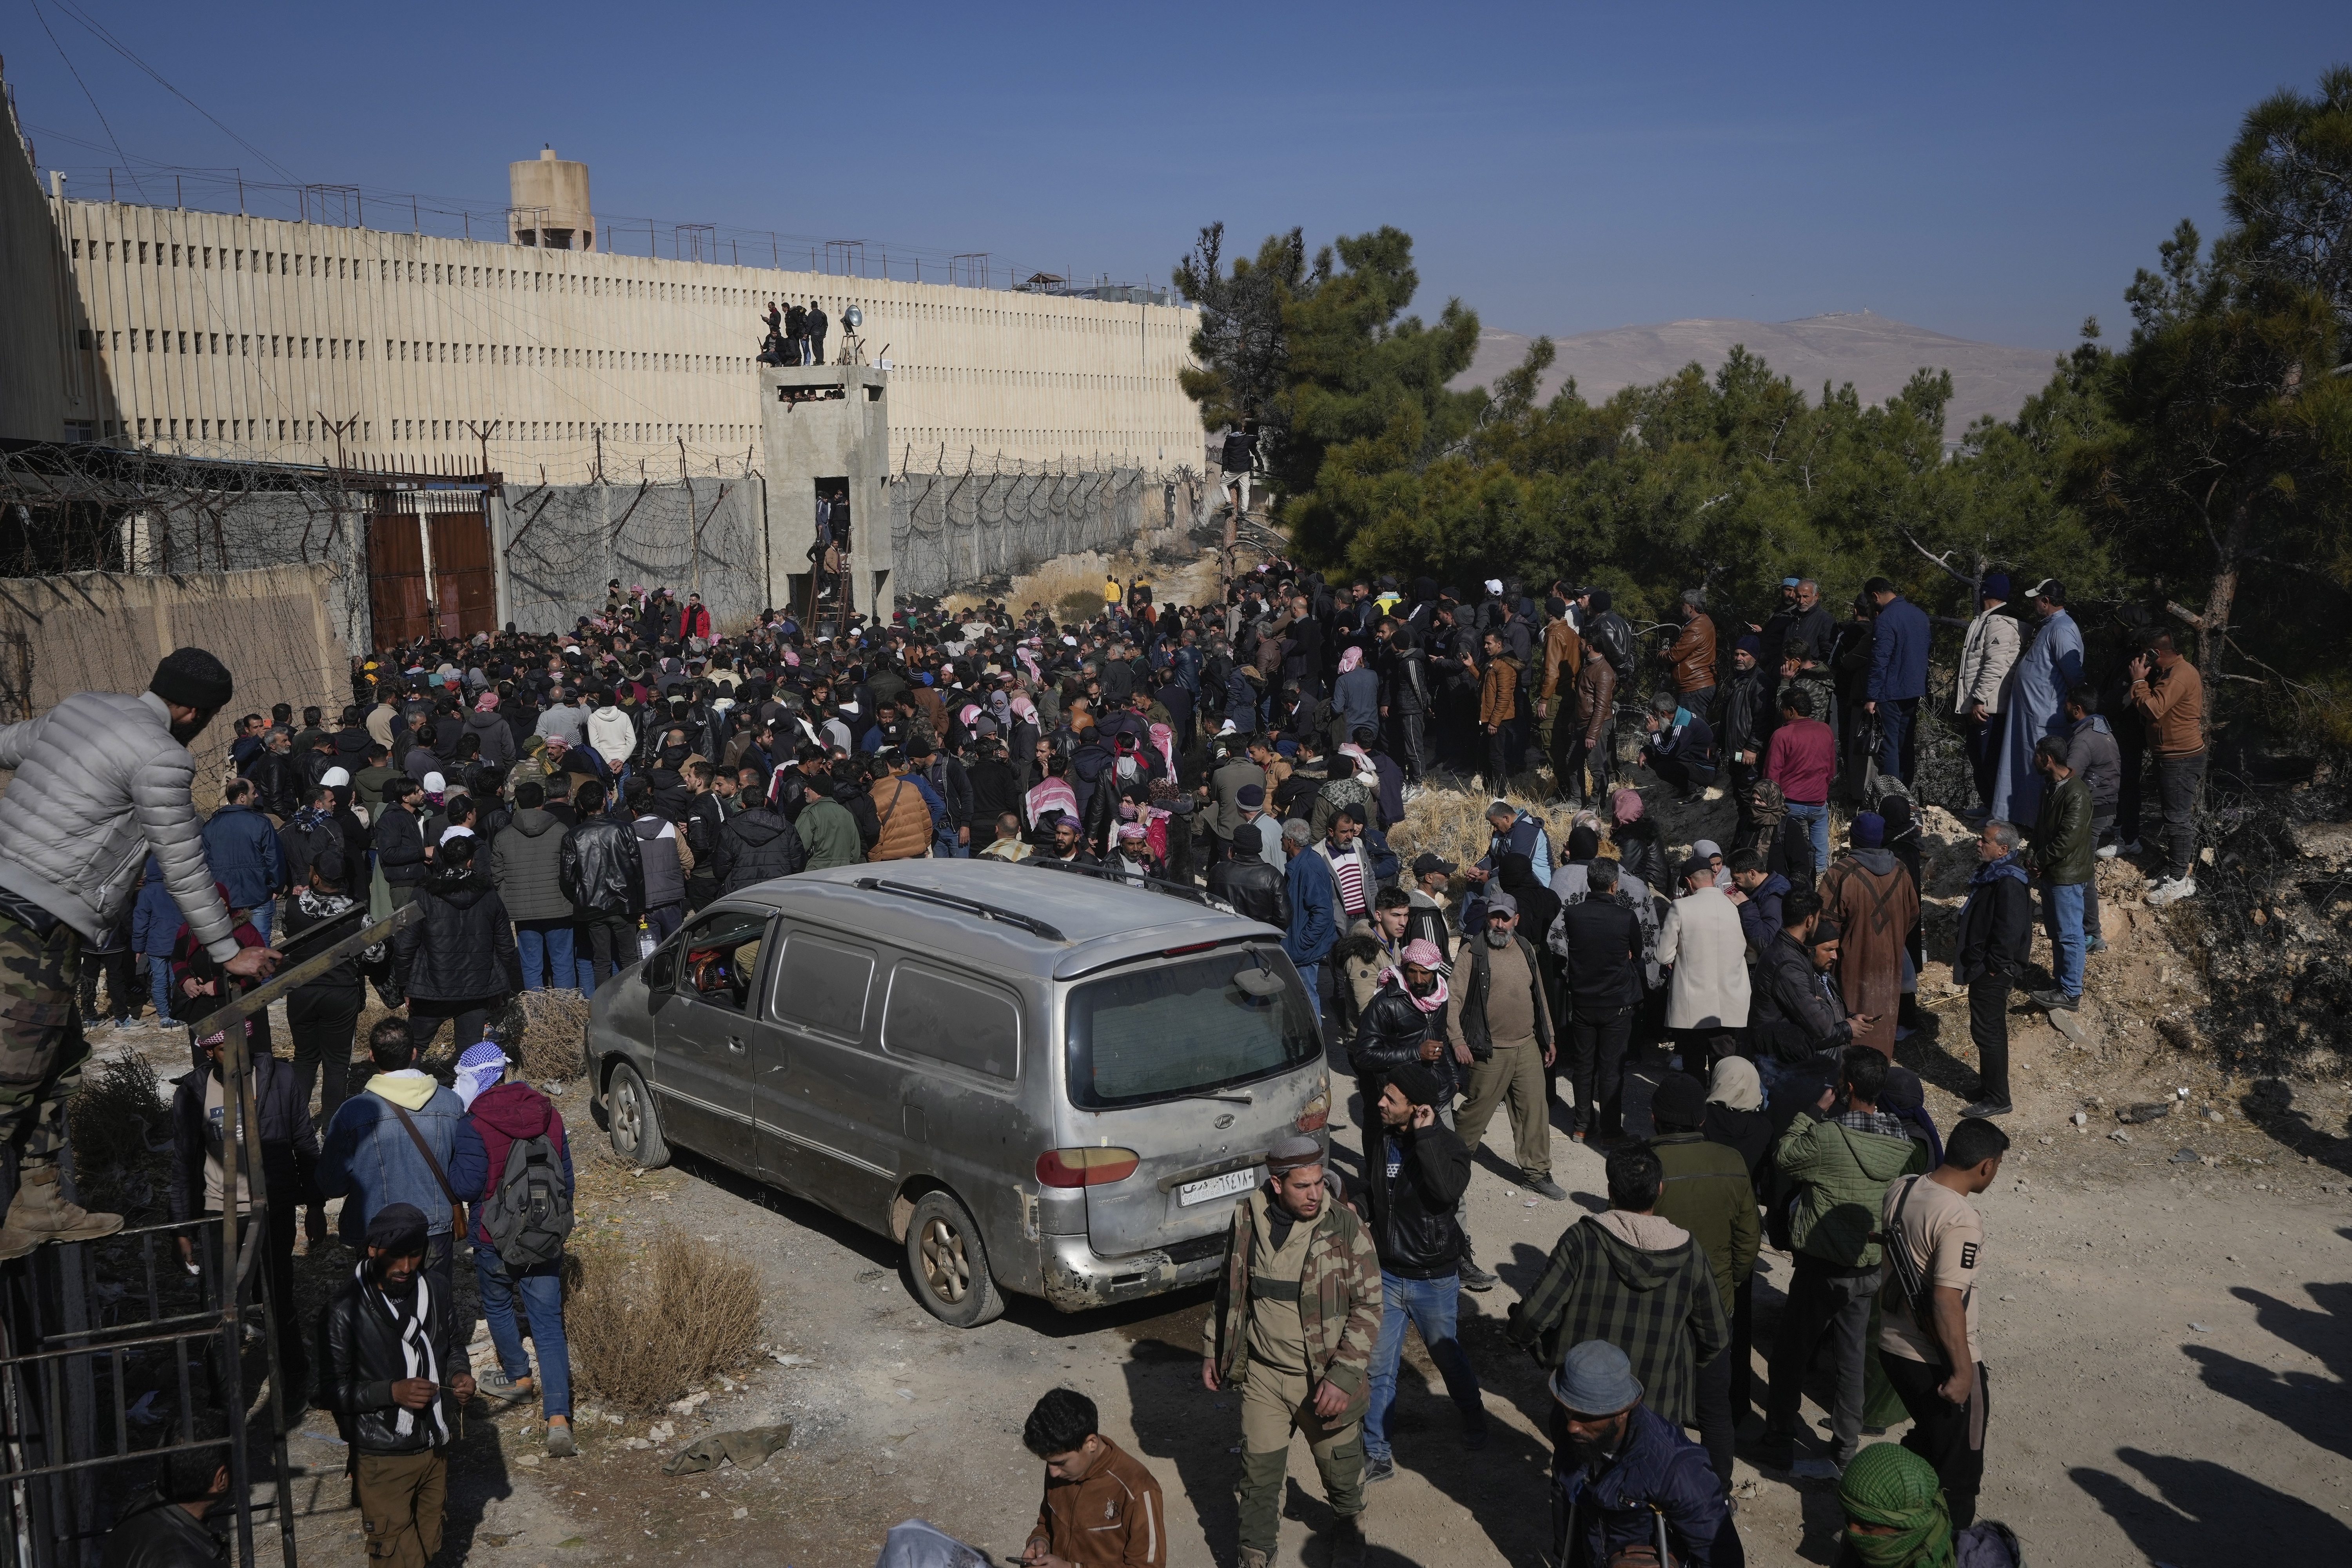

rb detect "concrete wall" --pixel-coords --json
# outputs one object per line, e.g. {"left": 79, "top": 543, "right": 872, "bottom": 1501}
{"left": 0, "top": 71, "right": 69, "bottom": 443}
{"left": 0, "top": 563, "right": 348, "bottom": 811}
{"left": 501, "top": 475, "right": 770, "bottom": 638}
{"left": 32, "top": 181, "right": 1201, "bottom": 484}
{"left": 762, "top": 364, "right": 894, "bottom": 622}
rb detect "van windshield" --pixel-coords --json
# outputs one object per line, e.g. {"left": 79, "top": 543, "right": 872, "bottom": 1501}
{"left": 1064, "top": 949, "right": 1318, "bottom": 1110}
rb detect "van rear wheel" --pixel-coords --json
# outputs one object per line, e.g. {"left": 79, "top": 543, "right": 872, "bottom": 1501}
{"left": 606, "top": 1063, "right": 670, "bottom": 1169}
{"left": 904, "top": 1190, "right": 1004, "bottom": 1327}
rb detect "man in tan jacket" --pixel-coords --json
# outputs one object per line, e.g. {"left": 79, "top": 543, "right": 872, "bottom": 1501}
{"left": 1535, "top": 595, "right": 1584, "bottom": 795}
{"left": 2127, "top": 630, "right": 2204, "bottom": 905}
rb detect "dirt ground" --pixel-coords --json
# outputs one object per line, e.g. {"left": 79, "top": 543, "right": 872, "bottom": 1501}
{"left": 83, "top": 780, "right": 2352, "bottom": 1568}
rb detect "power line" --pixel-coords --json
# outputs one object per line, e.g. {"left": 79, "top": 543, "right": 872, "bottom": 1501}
{"left": 48, "top": 0, "right": 301, "bottom": 185}
{"left": 24, "top": 0, "right": 144, "bottom": 201}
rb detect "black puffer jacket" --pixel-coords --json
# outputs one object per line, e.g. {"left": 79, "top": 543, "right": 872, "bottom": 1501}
{"left": 1363, "top": 1117, "right": 1470, "bottom": 1279}
{"left": 714, "top": 804, "right": 807, "bottom": 894}
{"left": 318, "top": 1268, "right": 468, "bottom": 1456}
{"left": 394, "top": 870, "right": 524, "bottom": 1002}
{"left": 1207, "top": 855, "right": 1289, "bottom": 929}
{"left": 559, "top": 818, "right": 644, "bottom": 916}
{"left": 374, "top": 804, "right": 429, "bottom": 887}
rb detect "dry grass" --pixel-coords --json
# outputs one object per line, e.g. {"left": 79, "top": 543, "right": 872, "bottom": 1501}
{"left": 66, "top": 1054, "right": 174, "bottom": 1221}
{"left": 512, "top": 987, "right": 592, "bottom": 1082}
{"left": 564, "top": 1229, "right": 764, "bottom": 1414}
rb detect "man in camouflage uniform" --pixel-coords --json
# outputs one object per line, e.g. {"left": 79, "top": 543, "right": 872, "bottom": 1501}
{"left": 1202, "top": 1136, "right": 1382, "bottom": 1568}
{"left": 0, "top": 649, "right": 278, "bottom": 1257}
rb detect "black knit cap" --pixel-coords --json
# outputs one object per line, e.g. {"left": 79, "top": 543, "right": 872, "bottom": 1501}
{"left": 149, "top": 648, "right": 234, "bottom": 711}
{"left": 365, "top": 1202, "right": 429, "bottom": 1255}
{"left": 1388, "top": 1062, "right": 1445, "bottom": 1108}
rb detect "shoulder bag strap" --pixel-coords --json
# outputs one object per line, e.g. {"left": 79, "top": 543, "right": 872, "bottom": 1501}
{"left": 388, "top": 1102, "right": 465, "bottom": 1237}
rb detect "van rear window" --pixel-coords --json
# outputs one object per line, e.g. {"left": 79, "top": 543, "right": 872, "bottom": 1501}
{"left": 1064, "top": 950, "right": 1317, "bottom": 1110}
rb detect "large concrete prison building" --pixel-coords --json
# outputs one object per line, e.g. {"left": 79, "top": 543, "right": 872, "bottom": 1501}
{"left": 0, "top": 74, "right": 1201, "bottom": 483}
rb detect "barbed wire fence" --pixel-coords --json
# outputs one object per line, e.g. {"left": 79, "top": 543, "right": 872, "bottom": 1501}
{"left": 0, "top": 442, "right": 372, "bottom": 647}
{"left": 500, "top": 474, "right": 769, "bottom": 636}
{"left": 886, "top": 450, "right": 1153, "bottom": 602}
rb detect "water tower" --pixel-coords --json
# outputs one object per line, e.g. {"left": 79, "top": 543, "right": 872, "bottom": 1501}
{"left": 508, "top": 146, "right": 594, "bottom": 252}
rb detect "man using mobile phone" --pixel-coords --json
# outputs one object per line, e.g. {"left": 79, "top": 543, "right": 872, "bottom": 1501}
{"left": 1018, "top": 1388, "right": 1165, "bottom": 1568}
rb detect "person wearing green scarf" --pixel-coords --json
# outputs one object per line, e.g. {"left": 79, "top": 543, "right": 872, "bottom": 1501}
{"left": 1835, "top": 1444, "right": 2020, "bottom": 1568}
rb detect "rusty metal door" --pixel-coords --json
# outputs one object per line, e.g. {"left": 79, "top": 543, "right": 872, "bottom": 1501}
{"left": 367, "top": 515, "right": 430, "bottom": 648}
{"left": 428, "top": 513, "right": 497, "bottom": 639}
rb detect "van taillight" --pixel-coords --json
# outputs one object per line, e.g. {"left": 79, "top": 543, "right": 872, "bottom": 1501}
{"left": 1036, "top": 1147, "right": 1141, "bottom": 1188}
{"left": 1296, "top": 1080, "right": 1330, "bottom": 1133}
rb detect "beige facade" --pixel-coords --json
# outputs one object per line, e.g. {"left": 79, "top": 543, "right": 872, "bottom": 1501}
{"left": 36, "top": 193, "right": 1200, "bottom": 485}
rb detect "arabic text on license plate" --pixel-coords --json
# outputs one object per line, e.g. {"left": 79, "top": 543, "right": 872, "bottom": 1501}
{"left": 1179, "top": 1167, "right": 1260, "bottom": 1207}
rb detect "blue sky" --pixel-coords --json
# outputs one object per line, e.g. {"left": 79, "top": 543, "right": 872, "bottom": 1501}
{"left": 6, "top": 1, "right": 2343, "bottom": 350}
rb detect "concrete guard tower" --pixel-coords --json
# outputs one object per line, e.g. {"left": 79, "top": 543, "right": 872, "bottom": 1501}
{"left": 762, "top": 364, "right": 892, "bottom": 629}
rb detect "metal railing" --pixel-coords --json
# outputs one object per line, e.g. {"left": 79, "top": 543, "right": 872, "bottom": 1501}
{"left": 0, "top": 903, "right": 417, "bottom": 1568}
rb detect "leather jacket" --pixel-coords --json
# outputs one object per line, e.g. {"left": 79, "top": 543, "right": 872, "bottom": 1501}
{"left": 1363, "top": 1118, "right": 1470, "bottom": 1280}
{"left": 559, "top": 817, "right": 645, "bottom": 916}
{"left": 1584, "top": 610, "right": 1638, "bottom": 687}
{"left": 1206, "top": 855, "right": 1289, "bottom": 929}
{"left": 1349, "top": 979, "right": 1456, "bottom": 1100}
{"left": 319, "top": 1269, "right": 468, "bottom": 1456}
{"left": 2031, "top": 769, "right": 2094, "bottom": 886}
{"left": 1665, "top": 613, "right": 1717, "bottom": 693}
{"left": 92, "top": 1494, "right": 224, "bottom": 1568}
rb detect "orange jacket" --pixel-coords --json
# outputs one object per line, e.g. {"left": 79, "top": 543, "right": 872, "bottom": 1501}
{"left": 1480, "top": 656, "right": 1523, "bottom": 727}
{"left": 866, "top": 775, "right": 933, "bottom": 861}
{"left": 1540, "top": 619, "right": 1583, "bottom": 701}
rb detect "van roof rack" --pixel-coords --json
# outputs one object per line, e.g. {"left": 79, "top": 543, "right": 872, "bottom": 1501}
{"left": 1022, "top": 858, "right": 1239, "bottom": 915}
{"left": 851, "top": 877, "right": 1067, "bottom": 942}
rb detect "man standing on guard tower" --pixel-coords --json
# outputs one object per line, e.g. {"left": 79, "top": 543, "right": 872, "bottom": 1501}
{"left": 0, "top": 648, "right": 281, "bottom": 1257}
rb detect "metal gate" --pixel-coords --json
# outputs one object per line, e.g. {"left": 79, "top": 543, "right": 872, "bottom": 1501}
{"left": 0, "top": 907, "right": 415, "bottom": 1566}
{"left": 365, "top": 486, "right": 499, "bottom": 649}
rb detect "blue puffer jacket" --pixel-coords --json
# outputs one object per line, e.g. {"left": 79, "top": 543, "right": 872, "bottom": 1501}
{"left": 1554, "top": 1404, "right": 1744, "bottom": 1568}
{"left": 316, "top": 1078, "right": 488, "bottom": 1244}
{"left": 200, "top": 803, "right": 286, "bottom": 911}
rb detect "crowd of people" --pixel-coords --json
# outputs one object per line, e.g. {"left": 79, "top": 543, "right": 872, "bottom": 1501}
{"left": 3, "top": 545, "right": 2216, "bottom": 1568}
{"left": 757, "top": 298, "right": 831, "bottom": 367}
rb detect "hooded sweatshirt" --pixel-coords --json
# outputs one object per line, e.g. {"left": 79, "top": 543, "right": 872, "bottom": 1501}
{"left": 1506, "top": 1208, "right": 1727, "bottom": 1428}
{"left": 466, "top": 1079, "right": 574, "bottom": 1247}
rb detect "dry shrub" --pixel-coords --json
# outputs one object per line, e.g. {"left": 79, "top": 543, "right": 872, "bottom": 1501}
{"left": 512, "top": 988, "right": 592, "bottom": 1082}
{"left": 564, "top": 1229, "right": 763, "bottom": 1414}
{"left": 67, "top": 1054, "right": 175, "bottom": 1221}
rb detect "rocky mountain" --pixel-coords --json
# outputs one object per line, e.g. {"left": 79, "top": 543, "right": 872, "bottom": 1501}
{"left": 1455, "top": 309, "right": 2062, "bottom": 433}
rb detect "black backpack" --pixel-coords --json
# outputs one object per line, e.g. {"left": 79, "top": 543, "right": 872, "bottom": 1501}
{"left": 480, "top": 1129, "right": 573, "bottom": 1269}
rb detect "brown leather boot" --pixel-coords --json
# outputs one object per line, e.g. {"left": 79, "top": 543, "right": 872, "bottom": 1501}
{"left": 0, "top": 1165, "right": 123, "bottom": 1258}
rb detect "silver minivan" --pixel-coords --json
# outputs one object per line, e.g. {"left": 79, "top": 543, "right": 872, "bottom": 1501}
{"left": 584, "top": 860, "right": 1331, "bottom": 1325}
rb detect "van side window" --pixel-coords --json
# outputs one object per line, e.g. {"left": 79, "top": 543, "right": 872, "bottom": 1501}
{"left": 773, "top": 932, "right": 875, "bottom": 1039}
{"left": 676, "top": 911, "right": 771, "bottom": 1014}
{"left": 883, "top": 965, "right": 1019, "bottom": 1081}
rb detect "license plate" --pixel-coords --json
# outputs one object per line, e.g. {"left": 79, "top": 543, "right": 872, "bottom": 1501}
{"left": 1178, "top": 1167, "right": 1260, "bottom": 1207}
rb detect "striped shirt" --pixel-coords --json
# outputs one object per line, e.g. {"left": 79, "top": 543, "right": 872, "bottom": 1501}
{"left": 1329, "top": 849, "right": 1368, "bottom": 917}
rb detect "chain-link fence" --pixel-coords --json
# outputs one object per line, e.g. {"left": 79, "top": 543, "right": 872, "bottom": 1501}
{"left": 501, "top": 475, "right": 769, "bottom": 637}
{"left": 887, "top": 454, "right": 1149, "bottom": 601}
